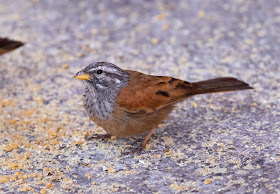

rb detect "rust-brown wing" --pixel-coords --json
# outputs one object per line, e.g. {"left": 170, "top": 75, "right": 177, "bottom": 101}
{"left": 117, "top": 70, "right": 194, "bottom": 115}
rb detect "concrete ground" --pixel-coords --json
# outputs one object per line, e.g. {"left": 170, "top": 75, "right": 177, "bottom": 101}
{"left": 0, "top": 0, "right": 279, "bottom": 193}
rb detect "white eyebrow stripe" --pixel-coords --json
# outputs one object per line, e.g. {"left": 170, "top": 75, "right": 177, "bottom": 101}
{"left": 90, "top": 66, "right": 119, "bottom": 74}
{"left": 89, "top": 68, "right": 96, "bottom": 72}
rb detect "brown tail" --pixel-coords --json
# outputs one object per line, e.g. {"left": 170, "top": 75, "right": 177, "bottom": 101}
{"left": 192, "top": 77, "right": 253, "bottom": 95}
{"left": 0, "top": 37, "right": 24, "bottom": 55}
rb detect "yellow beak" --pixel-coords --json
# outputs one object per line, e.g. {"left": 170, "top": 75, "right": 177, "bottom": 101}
{"left": 74, "top": 74, "right": 92, "bottom": 80}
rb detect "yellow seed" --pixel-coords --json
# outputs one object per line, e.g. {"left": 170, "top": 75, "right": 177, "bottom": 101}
{"left": 155, "top": 154, "right": 161, "bottom": 159}
{"left": 40, "top": 188, "right": 47, "bottom": 194}
{"left": 7, "top": 119, "right": 17, "bottom": 124}
{"left": 204, "top": 179, "right": 212, "bottom": 184}
{"left": 3, "top": 143, "right": 20, "bottom": 152}
{"left": 61, "top": 64, "right": 69, "bottom": 69}
{"left": 33, "top": 97, "right": 44, "bottom": 105}
{"left": 0, "top": 176, "right": 9, "bottom": 183}
{"left": 46, "top": 182, "right": 53, "bottom": 188}
{"left": 25, "top": 151, "right": 31, "bottom": 159}
{"left": 156, "top": 13, "right": 166, "bottom": 20}
{"left": 113, "top": 187, "right": 119, "bottom": 192}
{"left": 108, "top": 168, "right": 116, "bottom": 173}
{"left": 0, "top": 99, "right": 15, "bottom": 106}
{"left": 191, "top": 101, "right": 198, "bottom": 108}
{"left": 85, "top": 173, "right": 92, "bottom": 179}
{"left": 151, "top": 38, "right": 159, "bottom": 45}
{"left": 163, "top": 24, "right": 169, "bottom": 30}
{"left": 17, "top": 184, "right": 32, "bottom": 192}
{"left": 198, "top": 10, "right": 205, "bottom": 18}
{"left": 75, "top": 140, "right": 83, "bottom": 145}
{"left": 145, "top": 143, "right": 151, "bottom": 150}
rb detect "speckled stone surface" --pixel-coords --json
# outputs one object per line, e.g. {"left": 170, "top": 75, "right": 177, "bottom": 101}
{"left": 0, "top": 0, "right": 280, "bottom": 193}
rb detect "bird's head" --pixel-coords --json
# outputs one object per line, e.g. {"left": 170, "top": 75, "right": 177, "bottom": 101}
{"left": 74, "top": 62, "right": 129, "bottom": 90}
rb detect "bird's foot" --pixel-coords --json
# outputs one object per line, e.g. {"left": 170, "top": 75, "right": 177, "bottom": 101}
{"left": 121, "top": 144, "right": 145, "bottom": 156}
{"left": 86, "top": 133, "right": 111, "bottom": 141}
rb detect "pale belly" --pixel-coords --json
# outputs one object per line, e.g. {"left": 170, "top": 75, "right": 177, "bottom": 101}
{"left": 87, "top": 105, "right": 175, "bottom": 137}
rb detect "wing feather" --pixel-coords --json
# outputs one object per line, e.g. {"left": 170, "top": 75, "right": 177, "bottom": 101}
{"left": 117, "top": 70, "right": 193, "bottom": 115}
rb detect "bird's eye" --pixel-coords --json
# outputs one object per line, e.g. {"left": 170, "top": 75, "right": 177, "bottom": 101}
{"left": 96, "top": 70, "right": 103, "bottom": 74}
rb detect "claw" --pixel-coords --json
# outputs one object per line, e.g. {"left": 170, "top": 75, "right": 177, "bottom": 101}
{"left": 121, "top": 144, "right": 145, "bottom": 156}
{"left": 86, "top": 134, "right": 111, "bottom": 141}
{"left": 121, "top": 128, "right": 156, "bottom": 156}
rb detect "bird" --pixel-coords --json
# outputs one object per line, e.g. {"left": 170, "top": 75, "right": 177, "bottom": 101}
{"left": 74, "top": 62, "right": 253, "bottom": 154}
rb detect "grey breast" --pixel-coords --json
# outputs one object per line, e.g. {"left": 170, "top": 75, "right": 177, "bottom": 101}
{"left": 83, "top": 84, "right": 118, "bottom": 120}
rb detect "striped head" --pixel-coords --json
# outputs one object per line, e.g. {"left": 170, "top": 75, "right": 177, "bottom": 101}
{"left": 74, "top": 62, "right": 129, "bottom": 90}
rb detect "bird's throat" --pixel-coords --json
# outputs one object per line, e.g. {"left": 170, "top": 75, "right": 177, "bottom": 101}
{"left": 83, "top": 85, "right": 116, "bottom": 120}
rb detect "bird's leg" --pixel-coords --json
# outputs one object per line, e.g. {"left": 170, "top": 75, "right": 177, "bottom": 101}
{"left": 86, "top": 133, "right": 111, "bottom": 141}
{"left": 140, "top": 128, "right": 156, "bottom": 148}
{"left": 123, "top": 128, "right": 156, "bottom": 155}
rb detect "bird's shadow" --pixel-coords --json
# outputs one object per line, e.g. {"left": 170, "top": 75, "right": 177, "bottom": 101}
{"left": 117, "top": 99, "right": 260, "bottom": 155}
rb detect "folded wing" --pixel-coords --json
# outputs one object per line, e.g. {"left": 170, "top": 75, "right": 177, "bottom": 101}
{"left": 117, "top": 70, "right": 194, "bottom": 115}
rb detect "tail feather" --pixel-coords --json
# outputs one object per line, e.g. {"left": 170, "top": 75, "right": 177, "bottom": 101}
{"left": 192, "top": 77, "right": 253, "bottom": 95}
{"left": 0, "top": 37, "right": 24, "bottom": 55}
